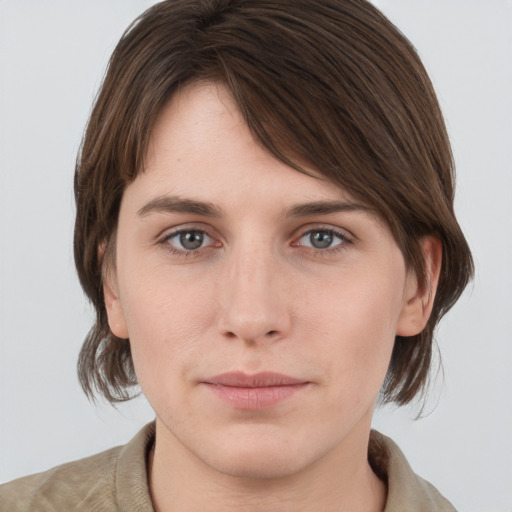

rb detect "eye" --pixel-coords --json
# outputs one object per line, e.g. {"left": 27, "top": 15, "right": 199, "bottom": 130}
{"left": 296, "top": 229, "right": 348, "bottom": 250}
{"left": 163, "top": 229, "right": 214, "bottom": 252}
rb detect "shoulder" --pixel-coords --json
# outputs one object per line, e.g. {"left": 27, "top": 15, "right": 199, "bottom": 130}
{"left": 369, "top": 430, "right": 458, "bottom": 512}
{"left": 0, "top": 422, "right": 155, "bottom": 512}
{"left": 0, "top": 445, "right": 122, "bottom": 511}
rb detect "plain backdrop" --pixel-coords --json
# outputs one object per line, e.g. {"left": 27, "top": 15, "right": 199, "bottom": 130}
{"left": 1, "top": 1, "right": 511, "bottom": 511}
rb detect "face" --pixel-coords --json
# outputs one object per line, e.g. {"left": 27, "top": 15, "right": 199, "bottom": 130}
{"left": 105, "top": 82, "right": 427, "bottom": 480}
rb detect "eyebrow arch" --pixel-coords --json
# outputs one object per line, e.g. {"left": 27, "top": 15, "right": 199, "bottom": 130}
{"left": 285, "top": 200, "right": 373, "bottom": 217}
{"left": 137, "top": 196, "right": 222, "bottom": 218}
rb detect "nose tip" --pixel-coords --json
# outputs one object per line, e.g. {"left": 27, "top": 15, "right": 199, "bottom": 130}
{"left": 217, "top": 276, "right": 290, "bottom": 342}
{"left": 218, "top": 314, "right": 284, "bottom": 344}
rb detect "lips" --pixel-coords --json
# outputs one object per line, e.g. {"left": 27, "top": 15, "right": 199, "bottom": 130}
{"left": 202, "top": 372, "right": 309, "bottom": 410}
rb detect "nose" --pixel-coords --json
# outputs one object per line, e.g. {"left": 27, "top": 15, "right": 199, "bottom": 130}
{"left": 216, "top": 242, "right": 291, "bottom": 344}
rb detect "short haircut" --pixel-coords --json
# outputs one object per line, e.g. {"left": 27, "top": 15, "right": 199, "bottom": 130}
{"left": 74, "top": 0, "right": 473, "bottom": 404}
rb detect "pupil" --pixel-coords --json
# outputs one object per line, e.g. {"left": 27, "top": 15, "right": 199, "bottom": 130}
{"left": 180, "top": 231, "right": 203, "bottom": 250}
{"left": 311, "top": 231, "right": 332, "bottom": 249}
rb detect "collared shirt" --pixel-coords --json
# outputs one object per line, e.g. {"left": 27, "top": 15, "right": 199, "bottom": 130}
{"left": 0, "top": 423, "right": 456, "bottom": 511}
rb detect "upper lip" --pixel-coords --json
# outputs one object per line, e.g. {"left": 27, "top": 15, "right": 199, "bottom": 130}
{"left": 205, "top": 372, "right": 307, "bottom": 388}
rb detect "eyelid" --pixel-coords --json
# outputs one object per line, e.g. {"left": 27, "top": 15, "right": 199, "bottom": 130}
{"left": 289, "top": 225, "right": 355, "bottom": 259}
{"left": 156, "top": 221, "right": 218, "bottom": 241}
{"left": 154, "top": 222, "right": 354, "bottom": 257}
{"left": 157, "top": 224, "right": 221, "bottom": 254}
{"left": 291, "top": 224, "right": 354, "bottom": 244}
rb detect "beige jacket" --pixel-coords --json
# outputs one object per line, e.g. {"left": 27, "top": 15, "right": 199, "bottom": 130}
{"left": 0, "top": 423, "right": 456, "bottom": 511}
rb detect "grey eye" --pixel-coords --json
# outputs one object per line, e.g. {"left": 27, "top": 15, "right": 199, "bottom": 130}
{"left": 299, "top": 229, "right": 345, "bottom": 249}
{"left": 309, "top": 231, "right": 333, "bottom": 248}
{"left": 179, "top": 231, "right": 204, "bottom": 250}
{"left": 166, "top": 230, "right": 212, "bottom": 251}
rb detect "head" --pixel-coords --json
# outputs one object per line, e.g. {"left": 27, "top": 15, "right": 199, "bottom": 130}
{"left": 74, "top": 0, "right": 473, "bottom": 412}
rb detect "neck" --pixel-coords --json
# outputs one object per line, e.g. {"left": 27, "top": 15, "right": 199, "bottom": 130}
{"left": 148, "top": 419, "right": 386, "bottom": 512}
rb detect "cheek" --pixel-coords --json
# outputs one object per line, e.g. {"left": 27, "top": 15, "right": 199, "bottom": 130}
{"left": 118, "top": 262, "right": 219, "bottom": 391}
{"left": 302, "top": 268, "right": 405, "bottom": 392}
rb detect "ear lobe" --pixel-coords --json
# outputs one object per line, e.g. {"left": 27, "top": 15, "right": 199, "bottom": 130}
{"left": 100, "top": 242, "right": 129, "bottom": 340}
{"left": 396, "top": 237, "right": 442, "bottom": 337}
{"left": 103, "top": 277, "right": 129, "bottom": 339}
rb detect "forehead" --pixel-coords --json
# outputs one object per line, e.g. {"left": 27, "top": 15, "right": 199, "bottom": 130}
{"left": 132, "top": 82, "right": 356, "bottom": 208}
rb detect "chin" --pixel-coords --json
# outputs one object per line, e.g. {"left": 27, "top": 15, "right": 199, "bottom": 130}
{"left": 207, "top": 447, "right": 309, "bottom": 480}
{"left": 197, "top": 426, "right": 326, "bottom": 481}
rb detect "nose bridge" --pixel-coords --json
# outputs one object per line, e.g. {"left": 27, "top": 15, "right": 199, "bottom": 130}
{"left": 217, "top": 238, "right": 289, "bottom": 342}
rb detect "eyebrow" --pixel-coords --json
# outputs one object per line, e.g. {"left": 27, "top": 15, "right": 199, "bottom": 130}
{"left": 137, "top": 196, "right": 372, "bottom": 219}
{"left": 137, "top": 196, "right": 222, "bottom": 218}
{"left": 285, "top": 200, "right": 372, "bottom": 217}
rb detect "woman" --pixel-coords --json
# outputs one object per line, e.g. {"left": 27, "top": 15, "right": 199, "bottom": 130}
{"left": 0, "top": 0, "right": 473, "bottom": 510}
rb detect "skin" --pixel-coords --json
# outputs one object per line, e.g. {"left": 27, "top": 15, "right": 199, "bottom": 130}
{"left": 104, "top": 82, "right": 441, "bottom": 512}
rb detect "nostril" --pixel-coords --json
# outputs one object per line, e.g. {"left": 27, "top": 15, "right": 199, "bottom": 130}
{"left": 266, "top": 330, "right": 278, "bottom": 336}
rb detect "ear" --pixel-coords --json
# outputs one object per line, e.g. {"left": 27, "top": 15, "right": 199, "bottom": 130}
{"left": 396, "top": 236, "right": 442, "bottom": 337}
{"left": 100, "top": 242, "right": 129, "bottom": 339}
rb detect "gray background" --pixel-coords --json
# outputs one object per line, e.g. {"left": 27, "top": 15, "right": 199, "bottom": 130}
{"left": 1, "top": 1, "right": 511, "bottom": 511}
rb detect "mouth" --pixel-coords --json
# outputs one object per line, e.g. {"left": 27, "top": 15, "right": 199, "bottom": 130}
{"left": 202, "top": 372, "right": 310, "bottom": 410}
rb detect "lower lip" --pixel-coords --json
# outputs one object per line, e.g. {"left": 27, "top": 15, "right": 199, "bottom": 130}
{"left": 204, "top": 383, "right": 309, "bottom": 410}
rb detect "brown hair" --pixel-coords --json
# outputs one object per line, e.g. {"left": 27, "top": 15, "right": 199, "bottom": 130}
{"left": 74, "top": 0, "right": 473, "bottom": 404}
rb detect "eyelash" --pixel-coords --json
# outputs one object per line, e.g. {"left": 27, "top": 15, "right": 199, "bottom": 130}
{"left": 158, "top": 228, "right": 218, "bottom": 257}
{"left": 294, "top": 227, "right": 352, "bottom": 256}
{"left": 157, "top": 226, "right": 353, "bottom": 257}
